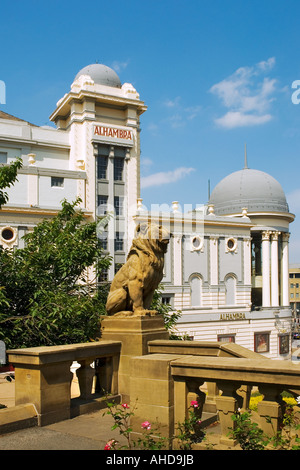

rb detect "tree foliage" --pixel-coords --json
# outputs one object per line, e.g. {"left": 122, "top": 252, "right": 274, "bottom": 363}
{"left": 0, "top": 197, "right": 111, "bottom": 348}
{"left": 0, "top": 157, "right": 22, "bottom": 208}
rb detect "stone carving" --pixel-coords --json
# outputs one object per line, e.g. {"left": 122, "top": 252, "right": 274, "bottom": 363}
{"left": 106, "top": 223, "right": 170, "bottom": 316}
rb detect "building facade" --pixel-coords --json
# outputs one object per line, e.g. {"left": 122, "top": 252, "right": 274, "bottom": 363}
{"left": 0, "top": 64, "right": 146, "bottom": 279}
{"left": 136, "top": 162, "right": 294, "bottom": 359}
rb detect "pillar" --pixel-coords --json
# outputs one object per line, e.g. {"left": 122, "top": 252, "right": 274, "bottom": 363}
{"left": 271, "top": 231, "right": 280, "bottom": 307}
{"left": 281, "top": 233, "right": 290, "bottom": 306}
{"left": 262, "top": 231, "right": 271, "bottom": 307}
{"left": 173, "top": 235, "right": 182, "bottom": 286}
{"left": 107, "top": 146, "right": 115, "bottom": 279}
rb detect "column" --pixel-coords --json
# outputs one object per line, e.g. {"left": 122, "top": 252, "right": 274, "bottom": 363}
{"left": 262, "top": 231, "right": 271, "bottom": 307}
{"left": 107, "top": 146, "right": 115, "bottom": 279}
{"left": 173, "top": 234, "right": 182, "bottom": 286}
{"left": 271, "top": 231, "right": 280, "bottom": 307}
{"left": 209, "top": 236, "right": 219, "bottom": 285}
{"left": 281, "top": 232, "right": 290, "bottom": 306}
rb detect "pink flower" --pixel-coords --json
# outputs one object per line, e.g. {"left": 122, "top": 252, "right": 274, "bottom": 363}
{"left": 190, "top": 400, "right": 199, "bottom": 408}
{"left": 141, "top": 420, "right": 151, "bottom": 430}
{"left": 104, "top": 439, "right": 116, "bottom": 450}
{"left": 121, "top": 403, "right": 129, "bottom": 409}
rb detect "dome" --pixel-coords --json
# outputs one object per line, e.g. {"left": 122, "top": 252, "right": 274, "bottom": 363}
{"left": 74, "top": 63, "right": 122, "bottom": 88}
{"left": 209, "top": 167, "right": 289, "bottom": 215}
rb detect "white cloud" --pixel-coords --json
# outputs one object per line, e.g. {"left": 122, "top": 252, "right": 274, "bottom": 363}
{"left": 163, "top": 96, "right": 181, "bottom": 108}
{"left": 161, "top": 97, "right": 201, "bottom": 128}
{"left": 140, "top": 157, "right": 153, "bottom": 168}
{"left": 215, "top": 111, "right": 272, "bottom": 129}
{"left": 141, "top": 167, "right": 195, "bottom": 189}
{"left": 111, "top": 60, "right": 129, "bottom": 73}
{"left": 210, "top": 57, "right": 277, "bottom": 128}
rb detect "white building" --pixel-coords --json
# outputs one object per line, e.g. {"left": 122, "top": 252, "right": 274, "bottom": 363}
{"left": 0, "top": 64, "right": 146, "bottom": 279}
{"left": 0, "top": 63, "right": 295, "bottom": 359}
{"left": 136, "top": 158, "right": 294, "bottom": 359}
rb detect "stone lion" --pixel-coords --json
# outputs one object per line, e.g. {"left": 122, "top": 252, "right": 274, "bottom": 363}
{"left": 106, "top": 222, "right": 170, "bottom": 316}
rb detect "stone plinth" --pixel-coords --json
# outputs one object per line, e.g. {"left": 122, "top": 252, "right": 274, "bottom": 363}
{"left": 130, "top": 353, "right": 183, "bottom": 445}
{"left": 100, "top": 314, "right": 169, "bottom": 403}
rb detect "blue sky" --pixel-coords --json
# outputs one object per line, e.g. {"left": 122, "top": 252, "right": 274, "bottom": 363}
{"left": 1, "top": 0, "right": 300, "bottom": 261}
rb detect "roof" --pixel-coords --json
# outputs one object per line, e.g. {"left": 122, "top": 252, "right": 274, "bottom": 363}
{"left": 209, "top": 167, "right": 289, "bottom": 215}
{"left": 0, "top": 110, "right": 37, "bottom": 126}
{"left": 74, "top": 63, "right": 122, "bottom": 88}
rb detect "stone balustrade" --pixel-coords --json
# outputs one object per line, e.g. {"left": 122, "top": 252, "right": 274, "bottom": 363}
{"left": 171, "top": 355, "right": 300, "bottom": 448}
{"left": 129, "top": 340, "right": 300, "bottom": 449}
{"left": 7, "top": 340, "right": 121, "bottom": 426}
{"left": 3, "top": 330, "right": 300, "bottom": 449}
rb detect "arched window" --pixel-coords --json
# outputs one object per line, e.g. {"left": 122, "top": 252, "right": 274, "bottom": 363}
{"left": 190, "top": 275, "right": 202, "bottom": 307}
{"left": 225, "top": 275, "right": 236, "bottom": 305}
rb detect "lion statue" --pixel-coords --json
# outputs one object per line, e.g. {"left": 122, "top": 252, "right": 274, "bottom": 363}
{"left": 106, "top": 222, "right": 170, "bottom": 316}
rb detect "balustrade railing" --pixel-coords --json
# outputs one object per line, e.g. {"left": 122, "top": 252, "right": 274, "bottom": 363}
{"left": 171, "top": 355, "right": 300, "bottom": 448}
{"left": 7, "top": 340, "right": 121, "bottom": 426}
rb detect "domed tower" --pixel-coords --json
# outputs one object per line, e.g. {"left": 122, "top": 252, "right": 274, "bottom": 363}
{"left": 209, "top": 157, "right": 294, "bottom": 310}
{"left": 49, "top": 63, "right": 147, "bottom": 280}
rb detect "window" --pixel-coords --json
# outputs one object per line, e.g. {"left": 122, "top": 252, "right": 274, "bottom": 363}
{"left": 114, "top": 196, "right": 124, "bottom": 216}
{"left": 97, "top": 156, "right": 108, "bottom": 179}
{"left": 98, "top": 231, "right": 108, "bottom": 250}
{"left": 254, "top": 332, "right": 270, "bottom": 353}
{"left": 162, "top": 296, "right": 171, "bottom": 305}
{"left": 97, "top": 195, "right": 108, "bottom": 216}
{"left": 226, "top": 237, "right": 237, "bottom": 252}
{"left": 115, "top": 263, "right": 123, "bottom": 274}
{"left": 51, "top": 176, "right": 64, "bottom": 187}
{"left": 225, "top": 275, "right": 236, "bottom": 305}
{"left": 0, "top": 152, "right": 7, "bottom": 164}
{"left": 99, "top": 269, "right": 108, "bottom": 282}
{"left": 114, "top": 157, "right": 124, "bottom": 181}
{"left": 191, "top": 236, "right": 203, "bottom": 251}
{"left": 296, "top": 283, "right": 299, "bottom": 289}
{"left": 291, "top": 283, "right": 295, "bottom": 289}
{"left": 0, "top": 227, "right": 16, "bottom": 242}
{"left": 218, "top": 334, "right": 235, "bottom": 343}
{"left": 114, "top": 232, "right": 124, "bottom": 251}
{"left": 279, "top": 334, "right": 289, "bottom": 355}
{"left": 190, "top": 275, "right": 201, "bottom": 307}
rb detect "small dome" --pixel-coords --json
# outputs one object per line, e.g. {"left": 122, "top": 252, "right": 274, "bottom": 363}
{"left": 209, "top": 168, "right": 289, "bottom": 215}
{"left": 74, "top": 63, "right": 122, "bottom": 88}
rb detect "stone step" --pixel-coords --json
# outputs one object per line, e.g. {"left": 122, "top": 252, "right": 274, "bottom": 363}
{"left": 200, "top": 411, "right": 219, "bottom": 428}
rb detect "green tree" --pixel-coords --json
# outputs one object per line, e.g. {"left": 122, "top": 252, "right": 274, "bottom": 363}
{"left": 0, "top": 157, "right": 22, "bottom": 208}
{"left": 150, "top": 286, "right": 183, "bottom": 339}
{"left": 0, "top": 198, "right": 111, "bottom": 348}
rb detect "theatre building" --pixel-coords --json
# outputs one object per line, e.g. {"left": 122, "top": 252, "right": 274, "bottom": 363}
{"left": 136, "top": 162, "right": 295, "bottom": 359}
{"left": 0, "top": 62, "right": 295, "bottom": 359}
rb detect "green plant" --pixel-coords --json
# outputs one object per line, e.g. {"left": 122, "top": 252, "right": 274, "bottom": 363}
{"left": 230, "top": 396, "right": 300, "bottom": 451}
{"left": 0, "top": 198, "right": 112, "bottom": 348}
{"left": 150, "top": 286, "right": 183, "bottom": 339}
{"left": 104, "top": 401, "right": 135, "bottom": 449}
{"left": 229, "top": 411, "right": 267, "bottom": 450}
{"left": 103, "top": 400, "right": 168, "bottom": 450}
{"left": 267, "top": 403, "right": 300, "bottom": 450}
{"left": 176, "top": 400, "right": 205, "bottom": 450}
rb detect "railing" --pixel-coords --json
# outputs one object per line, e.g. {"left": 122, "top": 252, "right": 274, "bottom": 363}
{"left": 128, "top": 340, "right": 300, "bottom": 449}
{"left": 171, "top": 355, "right": 300, "bottom": 448}
{"left": 7, "top": 340, "right": 121, "bottom": 426}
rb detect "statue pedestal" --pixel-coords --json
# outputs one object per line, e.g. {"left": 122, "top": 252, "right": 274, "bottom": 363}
{"left": 101, "top": 314, "right": 169, "bottom": 403}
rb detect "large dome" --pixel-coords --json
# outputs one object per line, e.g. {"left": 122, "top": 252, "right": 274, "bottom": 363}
{"left": 74, "top": 63, "right": 122, "bottom": 88}
{"left": 209, "top": 168, "right": 289, "bottom": 215}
